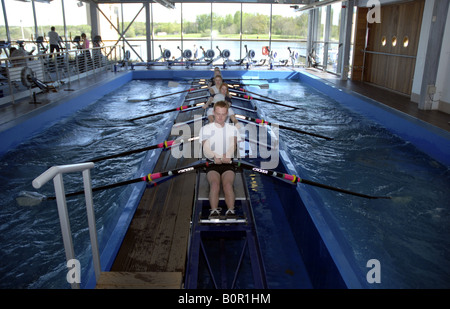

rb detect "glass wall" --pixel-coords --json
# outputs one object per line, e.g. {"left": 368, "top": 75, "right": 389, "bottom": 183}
{"left": 1, "top": 1, "right": 323, "bottom": 67}
{"left": 97, "top": 3, "right": 147, "bottom": 61}
{"left": 2, "top": 0, "right": 35, "bottom": 54}
{"left": 314, "top": 6, "right": 326, "bottom": 69}
{"left": 327, "top": 2, "right": 341, "bottom": 73}
{"left": 271, "top": 3, "right": 308, "bottom": 65}
{"left": 311, "top": 3, "right": 344, "bottom": 74}
{"left": 241, "top": 3, "right": 270, "bottom": 63}
{"left": 152, "top": 3, "right": 182, "bottom": 60}
{"left": 0, "top": 0, "right": 90, "bottom": 55}
{"left": 182, "top": 2, "right": 211, "bottom": 59}
{"left": 212, "top": 2, "right": 241, "bottom": 60}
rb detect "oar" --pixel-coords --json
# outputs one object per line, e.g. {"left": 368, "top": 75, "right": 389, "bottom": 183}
{"left": 17, "top": 161, "right": 210, "bottom": 206}
{"left": 232, "top": 86, "right": 280, "bottom": 102}
{"left": 128, "top": 87, "right": 206, "bottom": 102}
{"left": 226, "top": 78, "right": 279, "bottom": 84}
{"left": 88, "top": 136, "right": 199, "bottom": 163}
{"left": 236, "top": 161, "right": 391, "bottom": 200}
{"left": 234, "top": 83, "right": 270, "bottom": 89}
{"left": 128, "top": 102, "right": 205, "bottom": 121}
{"left": 168, "top": 81, "right": 209, "bottom": 88}
{"left": 235, "top": 114, "right": 333, "bottom": 140}
{"left": 230, "top": 92, "right": 299, "bottom": 109}
{"left": 195, "top": 79, "right": 270, "bottom": 89}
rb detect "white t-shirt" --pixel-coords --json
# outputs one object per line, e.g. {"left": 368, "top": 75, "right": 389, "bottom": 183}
{"left": 206, "top": 94, "right": 234, "bottom": 120}
{"left": 212, "top": 93, "right": 225, "bottom": 103}
{"left": 199, "top": 122, "right": 241, "bottom": 157}
{"left": 48, "top": 31, "right": 60, "bottom": 45}
{"left": 206, "top": 106, "right": 235, "bottom": 121}
{"left": 210, "top": 85, "right": 220, "bottom": 95}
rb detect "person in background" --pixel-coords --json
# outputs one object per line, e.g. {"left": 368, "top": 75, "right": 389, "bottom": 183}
{"left": 208, "top": 74, "right": 223, "bottom": 95}
{"left": 203, "top": 83, "right": 239, "bottom": 128}
{"left": 48, "top": 26, "right": 61, "bottom": 58}
{"left": 9, "top": 47, "right": 27, "bottom": 67}
{"left": 81, "top": 33, "right": 90, "bottom": 50}
{"left": 80, "top": 33, "right": 92, "bottom": 69}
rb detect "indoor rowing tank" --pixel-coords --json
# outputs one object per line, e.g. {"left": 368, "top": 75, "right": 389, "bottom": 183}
{"left": 0, "top": 70, "right": 448, "bottom": 289}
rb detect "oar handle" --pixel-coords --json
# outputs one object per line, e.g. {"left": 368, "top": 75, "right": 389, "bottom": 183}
{"left": 143, "top": 161, "right": 210, "bottom": 182}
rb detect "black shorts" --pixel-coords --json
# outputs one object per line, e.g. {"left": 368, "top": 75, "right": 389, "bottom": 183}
{"left": 206, "top": 163, "right": 236, "bottom": 175}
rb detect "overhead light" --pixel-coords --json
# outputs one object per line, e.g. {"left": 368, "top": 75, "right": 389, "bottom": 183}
{"left": 294, "top": 0, "right": 344, "bottom": 12}
{"left": 154, "top": 0, "right": 175, "bottom": 10}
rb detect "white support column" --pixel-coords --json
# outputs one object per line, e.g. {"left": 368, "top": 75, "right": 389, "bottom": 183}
{"left": 145, "top": 2, "right": 152, "bottom": 62}
{"left": 88, "top": 1, "right": 100, "bottom": 39}
{"left": 418, "top": 0, "right": 449, "bottom": 110}
{"left": 340, "top": 0, "right": 354, "bottom": 80}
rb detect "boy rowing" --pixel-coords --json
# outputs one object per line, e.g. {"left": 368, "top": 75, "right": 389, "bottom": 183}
{"left": 199, "top": 101, "right": 241, "bottom": 219}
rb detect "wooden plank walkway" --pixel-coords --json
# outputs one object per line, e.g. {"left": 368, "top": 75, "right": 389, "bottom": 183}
{"left": 99, "top": 89, "right": 207, "bottom": 288}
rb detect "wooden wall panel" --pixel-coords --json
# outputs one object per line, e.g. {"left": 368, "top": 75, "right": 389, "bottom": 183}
{"left": 360, "top": 0, "right": 424, "bottom": 94}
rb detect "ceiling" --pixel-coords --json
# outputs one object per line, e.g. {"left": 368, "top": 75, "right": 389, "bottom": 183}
{"left": 84, "top": 1, "right": 312, "bottom": 5}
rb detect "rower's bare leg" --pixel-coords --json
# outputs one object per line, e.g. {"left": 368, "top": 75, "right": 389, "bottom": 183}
{"left": 221, "top": 170, "right": 235, "bottom": 210}
{"left": 207, "top": 171, "right": 221, "bottom": 210}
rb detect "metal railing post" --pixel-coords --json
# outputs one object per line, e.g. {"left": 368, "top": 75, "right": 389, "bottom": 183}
{"left": 52, "top": 172, "right": 79, "bottom": 289}
{"left": 82, "top": 168, "right": 101, "bottom": 282}
{"left": 32, "top": 162, "right": 101, "bottom": 289}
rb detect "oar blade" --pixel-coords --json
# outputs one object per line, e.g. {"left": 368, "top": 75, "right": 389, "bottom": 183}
{"left": 128, "top": 97, "right": 148, "bottom": 102}
{"left": 168, "top": 81, "right": 181, "bottom": 87}
{"left": 16, "top": 191, "right": 47, "bottom": 206}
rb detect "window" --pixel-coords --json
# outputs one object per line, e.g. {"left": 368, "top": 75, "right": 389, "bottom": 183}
{"left": 242, "top": 3, "right": 270, "bottom": 62}
{"left": 152, "top": 2, "right": 181, "bottom": 60}
{"left": 212, "top": 2, "right": 241, "bottom": 60}
{"left": 182, "top": 2, "right": 211, "bottom": 58}
{"left": 271, "top": 4, "right": 308, "bottom": 65}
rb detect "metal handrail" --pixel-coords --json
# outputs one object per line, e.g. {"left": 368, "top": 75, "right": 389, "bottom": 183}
{"left": 32, "top": 162, "right": 100, "bottom": 289}
{"left": 0, "top": 44, "right": 122, "bottom": 106}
